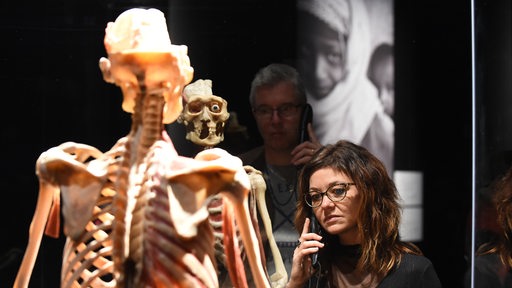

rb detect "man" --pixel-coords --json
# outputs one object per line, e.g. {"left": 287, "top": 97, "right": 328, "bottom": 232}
{"left": 238, "top": 63, "right": 321, "bottom": 278}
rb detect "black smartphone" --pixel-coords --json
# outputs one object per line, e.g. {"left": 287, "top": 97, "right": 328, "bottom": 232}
{"left": 309, "top": 213, "right": 320, "bottom": 267}
{"left": 299, "top": 103, "right": 313, "bottom": 143}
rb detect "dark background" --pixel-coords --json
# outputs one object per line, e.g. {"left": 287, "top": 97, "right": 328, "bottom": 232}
{"left": 0, "top": 0, "right": 472, "bottom": 287}
{"left": 473, "top": 0, "right": 512, "bottom": 281}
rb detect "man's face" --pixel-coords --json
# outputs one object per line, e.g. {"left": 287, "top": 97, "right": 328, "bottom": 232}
{"left": 252, "top": 81, "right": 302, "bottom": 152}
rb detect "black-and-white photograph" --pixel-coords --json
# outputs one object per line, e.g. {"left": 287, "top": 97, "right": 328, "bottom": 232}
{"left": 297, "top": 0, "right": 394, "bottom": 174}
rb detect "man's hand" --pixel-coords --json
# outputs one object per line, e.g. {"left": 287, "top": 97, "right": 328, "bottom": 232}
{"left": 291, "top": 123, "right": 322, "bottom": 166}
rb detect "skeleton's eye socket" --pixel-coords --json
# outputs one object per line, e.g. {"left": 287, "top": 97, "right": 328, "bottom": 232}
{"left": 187, "top": 101, "right": 204, "bottom": 114}
{"left": 209, "top": 101, "right": 222, "bottom": 113}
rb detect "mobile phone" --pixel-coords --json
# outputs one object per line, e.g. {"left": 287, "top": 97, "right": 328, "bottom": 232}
{"left": 309, "top": 213, "right": 320, "bottom": 267}
{"left": 299, "top": 103, "right": 313, "bottom": 143}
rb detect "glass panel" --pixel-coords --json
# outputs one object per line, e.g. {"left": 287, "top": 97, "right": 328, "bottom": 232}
{"left": 472, "top": 0, "right": 512, "bottom": 287}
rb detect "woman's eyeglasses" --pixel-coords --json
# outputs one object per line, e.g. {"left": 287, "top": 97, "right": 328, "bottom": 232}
{"left": 305, "top": 182, "right": 355, "bottom": 208}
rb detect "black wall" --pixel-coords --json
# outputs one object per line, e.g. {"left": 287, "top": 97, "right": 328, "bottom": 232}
{"left": 0, "top": 0, "right": 472, "bottom": 287}
{"left": 395, "top": 1, "right": 472, "bottom": 287}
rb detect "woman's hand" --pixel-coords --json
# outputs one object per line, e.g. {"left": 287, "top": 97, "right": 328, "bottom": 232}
{"left": 291, "top": 123, "right": 322, "bottom": 166}
{"left": 286, "top": 218, "right": 324, "bottom": 288}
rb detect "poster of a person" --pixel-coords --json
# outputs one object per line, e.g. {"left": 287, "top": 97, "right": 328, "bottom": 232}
{"left": 297, "top": 0, "right": 394, "bottom": 174}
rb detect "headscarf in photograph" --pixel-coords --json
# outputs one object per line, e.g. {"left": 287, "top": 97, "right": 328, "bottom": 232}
{"left": 297, "top": 0, "right": 388, "bottom": 146}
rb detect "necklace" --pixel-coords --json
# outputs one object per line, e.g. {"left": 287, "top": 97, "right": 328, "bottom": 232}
{"left": 265, "top": 164, "right": 297, "bottom": 206}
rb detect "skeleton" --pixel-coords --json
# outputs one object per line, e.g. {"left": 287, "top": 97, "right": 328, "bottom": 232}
{"left": 178, "top": 79, "right": 229, "bottom": 149}
{"left": 14, "top": 8, "right": 269, "bottom": 288}
{"left": 178, "top": 79, "right": 288, "bottom": 287}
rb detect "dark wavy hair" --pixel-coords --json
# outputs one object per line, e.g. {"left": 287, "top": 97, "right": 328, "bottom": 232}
{"left": 294, "top": 140, "right": 422, "bottom": 280}
{"left": 477, "top": 166, "right": 512, "bottom": 269}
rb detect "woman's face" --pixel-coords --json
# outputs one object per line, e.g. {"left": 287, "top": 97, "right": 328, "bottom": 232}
{"left": 309, "top": 167, "right": 361, "bottom": 244}
{"left": 298, "top": 13, "right": 348, "bottom": 100}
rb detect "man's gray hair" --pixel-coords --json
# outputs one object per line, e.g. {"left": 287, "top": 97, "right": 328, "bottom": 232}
{"left": 249, "top": 63, "right": 307, "bottom": 107}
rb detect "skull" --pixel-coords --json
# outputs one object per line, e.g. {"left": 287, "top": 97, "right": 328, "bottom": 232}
{"left": 178, "top": 79, "right": 230, "bottom": 147}
{"left": 98, "top": 8, "right": 194, "bottom": 124}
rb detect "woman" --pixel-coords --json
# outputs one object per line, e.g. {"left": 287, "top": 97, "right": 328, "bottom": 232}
{"left": 286, "top": 140, "right": 441, "bottom": 287}
{"left": 469, "top": 166, "right": 512, "bottom": 287}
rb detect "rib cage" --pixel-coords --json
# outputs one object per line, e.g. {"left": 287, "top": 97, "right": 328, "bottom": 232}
{"left": 61, "top": 186, "right": 115, "bottom": 288}
{"left": 57, "top": 90, "right": 222, "bottom": 287}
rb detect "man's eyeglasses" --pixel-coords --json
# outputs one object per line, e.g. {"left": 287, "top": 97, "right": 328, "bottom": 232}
{"left": 252, "top": 103, "right": 302, "bottom": 119}
{"left": 305, "top": 182, "right": 355, "bottom": 208}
